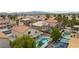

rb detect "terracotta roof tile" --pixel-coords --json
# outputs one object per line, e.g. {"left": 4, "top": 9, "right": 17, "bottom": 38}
{"left": 0, "top": 32, "right": 9, "bottom": 39}
{"left": 46, "top": 19, "right": 58, "bottom": 23}
{"left": 12, "top": 25, "right": 29, "bottom": 33}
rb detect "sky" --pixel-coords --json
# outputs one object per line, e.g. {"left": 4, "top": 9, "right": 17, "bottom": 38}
{"left": 0, "top": 0, "right": 79, "bottom": 12}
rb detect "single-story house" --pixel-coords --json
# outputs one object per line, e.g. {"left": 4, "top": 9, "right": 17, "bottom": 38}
{"left": 12, "top": 25, "right": 29, "bottom": 37}
{"left": 12, "top": 25, "right": 43, "bottom": 38}
{"left": 27, "top": 28, "right": 43, "bottom": 38}
{"left": 32, "top": 21, "right": 50, "bottom": 32}
{"left": 21, "top": 16, "right": 37, "bottom": 25}
{"left": 46, "top": 18, "right": 58, "bottom": 27}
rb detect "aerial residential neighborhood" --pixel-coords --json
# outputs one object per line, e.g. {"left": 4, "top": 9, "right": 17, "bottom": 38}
{"left": 0, "top": 12, "right": 79, "bottom": 48}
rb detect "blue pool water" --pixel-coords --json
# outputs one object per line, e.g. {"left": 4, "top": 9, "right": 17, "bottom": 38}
{"left": 60, "top": 38, "right": 69, "bottom": 43}
{"left": 37, "top": 37, "right": 49, "bottom": 47}
{"left": 55, "top": 31, "right": 71, "bottom": 48}
{"left": 41, "top": 38, "right": 48, "bottom": 43}
{"left": 55, "top": 42, "right": 68, "bottom": 48}
{"left": 64, "top": 32, "right": 71, "bottom": 35}
{"left": 63, "top": 31, "right": 71, "bottom": 39}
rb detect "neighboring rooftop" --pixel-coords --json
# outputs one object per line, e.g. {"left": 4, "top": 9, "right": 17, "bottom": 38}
{"left": 0, "top": 32, "right": 9, "bottom": 39}
{"left": 0, "top": 20, "right": 6, "bottom": 24}
{"left": 32, "top": 21, "right": 48, "bottom": 27}
{"left": 12, "top": 25, "right": 29, "bottom": 33}
{"left": 22, "top": 18, "right": 32, "bottom": 21}
{"left": 46, "top": 18, "right": 58, "bottom": 23}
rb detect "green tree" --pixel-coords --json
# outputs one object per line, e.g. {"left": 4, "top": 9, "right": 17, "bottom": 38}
{"left": 70, "top": 16, "right": 76, "bottom": 27}
{"left": 55, "top": 14, "right": 63, "bottom": 22}
{"left": 10, "top": 35, "right": 36, "bottom": 48}
{"left": 62, "top": 15, "right": 68, "bottom": 28}
{"left": 75, "top": 20, "right": 79, "bottom": 25}
{"left": 0, "top": 15, "right": 6, "bottom": 20}
{"left": 16, "top": 19, "right": 19, "bottom": 25}
{"left": 8, "top": 15, "right": 17, "bottom": 21}
{"left": 45, "top": 14, "right": 50, "bottom": 20}
{"left": 50, "top": 28, "right": 61, "bottom": 42}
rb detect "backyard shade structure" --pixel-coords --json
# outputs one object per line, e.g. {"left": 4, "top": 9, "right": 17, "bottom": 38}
{"left": 55, "top": 42, "right": 68, "bottom": 48}
{"left": 60, "top": 38, "right": 69, "bottom": 43}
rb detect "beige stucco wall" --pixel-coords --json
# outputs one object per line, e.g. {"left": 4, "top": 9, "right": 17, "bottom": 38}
{"left": 12, "top": 28, "right": 42, "bottom": 37}
{"left": 12, "top": 30, "right": 28, "bottom": 37}
{"left": 0, "top": 39, "right": 10, "bottom": 48}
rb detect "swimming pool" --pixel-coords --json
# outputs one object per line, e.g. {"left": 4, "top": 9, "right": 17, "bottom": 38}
{"left": 64, "top": 31, "right": 71, "bottom": 35}
{"left": 60, "top": 38, "right": 69, "bottom": 43}
{"left": 63, "top": 31, "right": 71, "bottom": 39}
{"left": 55, "top": 31, "right": 71, "bottom": 48}
{"left": 37, "top": 37, "right": 49, "bottom": 48}
{"left": 55, "top": 42, "right": 68, "bottom": 48}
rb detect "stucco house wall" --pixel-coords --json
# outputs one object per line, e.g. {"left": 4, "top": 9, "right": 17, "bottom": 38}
{"left": 12, "top": 28, "right": 42, "bottom": 38}
{"left": 0, "top": 39, "right": 10, "bottom": 48}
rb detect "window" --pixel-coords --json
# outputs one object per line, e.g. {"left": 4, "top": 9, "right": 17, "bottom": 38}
{"left": 35, "top": 31, "right": 37, "bottom": 33}
{"left": 0, "top": 26, "right": 6, "bottom": 29}
{"left": 28, "top": 31, "right": 31, "bottom": 34}
{"left": 3, "top": 30, "right": 11, "bottom": 34}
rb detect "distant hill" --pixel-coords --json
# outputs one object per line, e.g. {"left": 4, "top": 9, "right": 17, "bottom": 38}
{"left": 0, "top": 11, "right": 79, "bottom": 15}
{"left": 0, "top": 11, "right": 48, "bottom": 15}
{"left": 30, "top": 11, "right": 48, "bottom": 14}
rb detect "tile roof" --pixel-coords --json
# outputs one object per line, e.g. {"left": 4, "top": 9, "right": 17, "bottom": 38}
{"left": 0, "top": 20, "right": 6, "bottom": 24}
{"left": 0, "top": 32, "right": 9, "bottom": 39}
{"left": 12, "top": 25, "right": 29, "bottom": 33}
{"left": 22, "top": 18, "right": 32, "bottom": 21}
{"left": 32, "top": 21, "right": 48, "bottom": 27}
{"left": 46, "top": 19, "right": 58, "bottom": 23}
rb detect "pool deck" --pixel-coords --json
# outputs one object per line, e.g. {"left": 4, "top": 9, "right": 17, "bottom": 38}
{"left": 68, "top": 34, "right": 79, "bottom": 48}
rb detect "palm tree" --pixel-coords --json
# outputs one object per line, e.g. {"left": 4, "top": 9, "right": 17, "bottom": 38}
{"left": 62, "top": 15, "right": 68, "bottom": 28}
{"left": 45, "top": 14, "right": 50, "bottom": 20}
{"left": 10, "top": 35, "right": 36, "bottom": 48}
{"left": 75, "top": 20, "right": 79, "bottom": 25}
{"left": 70, "top": 16, "right": 76, "bottom": 28}
{"left": 50, "top": 28, "right": 61, "bottom": 43}
{"left": 0, "top": 15, "right": 5, "bottom": 20}
{"left": 8, "top": 15, "right": 18, "bottom": 21}
{"left": 55, "top": 14, "right": 63, "bottom": 22}
{"left": 16, "top": 19, "right": 19, "bottom": 25}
